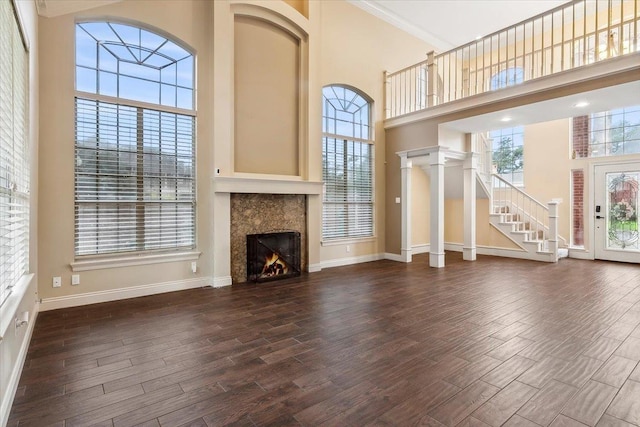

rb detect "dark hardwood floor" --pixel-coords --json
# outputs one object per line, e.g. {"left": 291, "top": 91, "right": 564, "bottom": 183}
{"left": 8, "top": 253, "right": 640, "bottom": 427}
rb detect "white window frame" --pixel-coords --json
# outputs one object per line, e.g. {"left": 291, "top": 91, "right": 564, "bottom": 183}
{"left": 321, "top": 85, "right": 374, "bottom": 242}
{"left": 74, "top": 21, "right": 197, "bottom": 260}
{"left": 589, "top": 105, "right": 640, "bottom": 158}
{"left": 0, "top": 0, "right": 29, "bottom": 308}
{"left": 490, "top": 126, "right": 525, "bottom": 187}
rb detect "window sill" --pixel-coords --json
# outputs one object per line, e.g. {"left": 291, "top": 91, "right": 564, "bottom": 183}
{"left": 1, "top": 273, "right": 35, "bottom": 339}
{"left": 71, "top": 251, "right": 201, "bottom": 272}
{"left": 321, "top": 236, "right": 377, "bottom": 246}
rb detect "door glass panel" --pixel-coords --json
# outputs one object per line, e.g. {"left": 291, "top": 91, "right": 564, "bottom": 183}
{"left": 606, "top": 172, "right": 639, "bottom": 251}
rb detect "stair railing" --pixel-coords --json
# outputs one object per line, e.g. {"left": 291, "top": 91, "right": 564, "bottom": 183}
{"left": 472, "top": 133, "right": 493, "bottom": 185}
{"left": 492, "top": 174, "right": 550, "bottom": 244}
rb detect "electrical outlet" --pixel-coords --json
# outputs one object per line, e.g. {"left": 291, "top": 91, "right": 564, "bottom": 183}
{"left": 52, "top": 277, "right": 61, "bottom": 288}
{"left": 191, "top": 261, "right": 197, "bottom": 273}
{"left": 346, "top": 245, "right": 351, "bottom": 253}
{"left": 71, "top": 274, "right": 80, "bottom": 286}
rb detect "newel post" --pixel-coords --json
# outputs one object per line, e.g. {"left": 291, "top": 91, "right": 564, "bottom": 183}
{"left": 548, "top": 200, "right": 560, "bottom": 262}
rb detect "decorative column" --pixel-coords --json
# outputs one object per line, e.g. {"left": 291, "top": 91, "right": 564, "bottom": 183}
{"left": 400, "top": 153, "right": 413, "bottom": 263}
{"left": 548, "top": 200, "right": 560, "bottom": 262}
{"left": 429, "top": 148, "right": 446, "bottom": 268}
{"left": 463, "top": 153, "right": 477, "bottom": 261}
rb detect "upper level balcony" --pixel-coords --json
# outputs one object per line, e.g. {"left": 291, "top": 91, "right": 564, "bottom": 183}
{"left": 385, "top": 0, "right": 640, "bottom": 120}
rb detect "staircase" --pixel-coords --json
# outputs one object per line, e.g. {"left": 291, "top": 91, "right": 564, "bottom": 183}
{"left": 473, "top": 133, "right": 567, "bottom": 262}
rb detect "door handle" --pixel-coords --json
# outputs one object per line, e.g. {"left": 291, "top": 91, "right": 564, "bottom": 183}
{"left": 596, "top": 215, "right": 604, "bottom": 219}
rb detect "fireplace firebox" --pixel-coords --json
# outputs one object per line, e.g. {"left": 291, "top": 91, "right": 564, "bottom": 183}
{"left": 246, "top": 231, "right": 301, "bottom": 282}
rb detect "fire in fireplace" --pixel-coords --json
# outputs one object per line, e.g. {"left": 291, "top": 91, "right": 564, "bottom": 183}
{"left": 246, "top": 231, "right": 301, "bottom": 282}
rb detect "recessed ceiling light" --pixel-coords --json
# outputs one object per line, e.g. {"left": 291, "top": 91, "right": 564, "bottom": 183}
{"left": 574, "top": 101, "right": 590, "bottom": 108}
{"left": 500, "top": 117, "right": 512, "bottom": 122}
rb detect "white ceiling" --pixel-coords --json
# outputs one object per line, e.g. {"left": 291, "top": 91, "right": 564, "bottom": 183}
{"left": 350, "top": 0, "right": 568, "bottom": 51}
{"left": 443, "top": 80, "right": 640, "bottom": 133}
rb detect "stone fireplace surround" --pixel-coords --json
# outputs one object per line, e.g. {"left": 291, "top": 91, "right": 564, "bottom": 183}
{"left": 212, "top": 176, "right": 323, "bottom": 287}
{"left": 231, "top": 194, "right": 306, "bottom": 284}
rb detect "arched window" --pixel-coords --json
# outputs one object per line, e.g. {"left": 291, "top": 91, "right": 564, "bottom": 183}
{"left": 74, "top": 22, "right": 195, "bottom": 256}
{"left": 490, "top": 67, "right": 524, "bottom": 185}
{"left": 490, "top": 67, "right": 524, "bottom": 90}
{"left": 322, "top": 85, "right": 373, "bottom": 240}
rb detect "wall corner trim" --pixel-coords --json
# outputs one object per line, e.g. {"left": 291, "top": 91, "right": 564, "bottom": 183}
{"left": 308, "top": 264, "right": 322, "bottom": 273}
{"left": 212, "top": 276, "right": 233, "bottom": 288}
{"left": 39, "top": 277, "right": 212, "bottom": 311}
{"left": 383, "top": 252, "right": 404, "bottom": 262}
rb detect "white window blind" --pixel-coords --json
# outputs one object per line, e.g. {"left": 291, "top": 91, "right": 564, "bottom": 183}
{"left": 75, "top": 99, "right": 195, "bottom": 255}
{"left": 75, "top": 22, "right": 195, "bottom": 257}
{"left": 322, "top": 86, "right": 373, "bottom": 240}
{"left": 0, "top": 0, "right": 29, "bottom": 307}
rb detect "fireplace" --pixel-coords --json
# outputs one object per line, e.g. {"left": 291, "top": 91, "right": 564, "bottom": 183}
{"left": 247, "top": 231, "right": 301, "bottom": 282}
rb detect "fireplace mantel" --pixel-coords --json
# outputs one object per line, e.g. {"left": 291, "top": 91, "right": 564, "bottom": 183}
{"left": 213, "top": 175, "right": 323, "bottom": 195}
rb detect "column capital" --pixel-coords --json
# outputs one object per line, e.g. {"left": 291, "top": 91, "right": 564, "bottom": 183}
{"left": 400, "top": 156, "right": 413, "bottom": 169}
{"left": 464, "top": 152, "right": 478, "bottom": 170}
{"left": 429, "top": 149, "right": 447, "bottom": 166}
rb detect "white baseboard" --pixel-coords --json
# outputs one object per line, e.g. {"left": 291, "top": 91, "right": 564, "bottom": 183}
{"left": 212, "top": 276, "right": 232, "bottom": 288}
{"left": 308, "top": 264, "right": 322, "bottom": 273}
{"left": 1, "top": 302, "right": 38, "bottom": 427}
{"left": 384, "top": 252, "right": 404, "bottom": 262}
{"left": 39, "top": 277, "right": 212, "bottom": 311}
{"left": 568, "top": 248, "right": 593, "bottom": 260}
{"left": 412, "top": 243, "right": 430, "bottom": 254}
{"left": 444, "top": 243, "right": 464, "bottom": 252}
{"left": 320, "top": 253, "right": 384, "bottom": 269}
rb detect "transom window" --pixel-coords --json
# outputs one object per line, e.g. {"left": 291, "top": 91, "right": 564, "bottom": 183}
{"left": 75, "top": 22, "right": 196, "bottom": 256}
{"left": 0, "top": 0, "right": 29, "bottom": 306}
{"left": 322, "top": 85, "right": 373, "bottom": 240}
{"left": 589, "top": 106, "right": 640, "bottom": 157}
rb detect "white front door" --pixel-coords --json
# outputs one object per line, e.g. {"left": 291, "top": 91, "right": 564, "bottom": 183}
{"left": 594, "top": 163, "right": 640, "bottom": 263}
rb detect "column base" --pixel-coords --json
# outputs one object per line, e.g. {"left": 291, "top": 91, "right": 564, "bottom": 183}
{"left": 463, "top": 247, "right": 476, "bottom": 261}
{"left": 400, "top": 248, "right": 413, "bottom": 263}
{"left": 429, "top": 252, "right": 445, "bottom": 268}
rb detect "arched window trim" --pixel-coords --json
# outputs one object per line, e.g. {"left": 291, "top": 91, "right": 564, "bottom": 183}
{"left": 322, "top": 84, "right": 375, "bottom": 242}
{"left": 73, "top": 20, "right": 197, "bottom": 260}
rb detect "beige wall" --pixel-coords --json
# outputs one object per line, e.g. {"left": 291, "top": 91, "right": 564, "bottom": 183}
{"left": 1, "top": 0, "right": 39, "bottom": 421}
{"left": 283, "top": 0, "right": 308, "bottom": 18}
{"left": 388, "top": 118, "right": 573, "bottom": 255}
{"left": 38, "top": 1, "right": 213, "bottom": 300}
{"left": 385, "top": 119, "right": 439, "bottom": 254}
{"left": 234, "top": 16, "right": 299, "bottom": 176}
{"left": 523, "top": 119, "right": 572, "bottom": 243}
{"left": 318, "top": 0, "right": 433, "bottom": 262}
{"left": 411, "top": 167, "right": 430, "bottom": 246}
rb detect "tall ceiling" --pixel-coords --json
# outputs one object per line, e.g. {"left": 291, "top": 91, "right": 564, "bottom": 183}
{"left": 349, "top": 0, "right": 568, "bottom": 51}
{"left": 40, "top": 0, "right": 568, "bottom": 51}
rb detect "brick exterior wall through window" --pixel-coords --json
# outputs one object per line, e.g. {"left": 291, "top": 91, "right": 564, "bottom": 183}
{"left": 572, "top": 169, "right": 585, "bottom": 246}
{"left": 572, "top": 115, "right": 590, "bottom": 158}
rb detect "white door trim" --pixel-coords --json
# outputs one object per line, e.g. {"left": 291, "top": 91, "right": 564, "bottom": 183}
{"left": 593, "top": 161, "right": 640, "bottom": 263}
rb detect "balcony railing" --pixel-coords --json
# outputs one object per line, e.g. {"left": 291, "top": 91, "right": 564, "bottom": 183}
{"left": 385, "top": 0, "right": 640, "bottom": 119}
